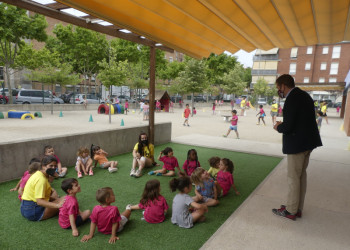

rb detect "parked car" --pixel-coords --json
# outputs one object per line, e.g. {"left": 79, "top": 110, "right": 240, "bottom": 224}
{"left": 59, "top": 93, "right": 75, "bottom": 104}
{"left": 16, "top": 89, "right": 64, "bottom": 104}
{"left": 193, "top": 95, "right": 206, "bottom": 102}
{"left": 334, "top": 102, "right": 342, "bottom": 108}
{"left": 70, "top": 94, "right": 104, "bottom": 104}
{"left": 257, "top": 98, "right": 267, "bottom": 105}
{"left": 117, "top": 95, "right": 136, "bottom": 103}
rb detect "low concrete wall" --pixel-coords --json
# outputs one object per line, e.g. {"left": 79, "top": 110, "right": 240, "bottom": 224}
{"left": 0, "top": 122, "right": 171, "bottom": 183}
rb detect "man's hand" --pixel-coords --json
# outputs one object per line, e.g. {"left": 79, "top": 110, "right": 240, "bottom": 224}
{"left": 274, "top": 121, "right": 282, "bottom": 131}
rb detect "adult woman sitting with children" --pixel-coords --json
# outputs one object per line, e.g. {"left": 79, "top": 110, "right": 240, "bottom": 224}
{"left": 20, "top": 155, "right": 65, "bottom": 221}
{"left": 130, "top": 132, "right": 158, "bottom": 178}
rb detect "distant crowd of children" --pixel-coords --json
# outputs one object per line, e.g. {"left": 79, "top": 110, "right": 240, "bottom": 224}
{"left": 11, "top": 143, "right": 240, "bottom": 243}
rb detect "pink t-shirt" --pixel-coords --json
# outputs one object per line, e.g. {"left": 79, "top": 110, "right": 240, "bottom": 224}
{"left": 182, "top": 160, "right": 200, "bottom": 176}
{"left": 217, "top": 171, "right": 234, "bottom": 196}
{"left": 90, "top": 205, "right": 121, "bottom": 234}
{"left": 156, "top": 101, "right": 160, "bottom": 107}
{"left": 125, "top": 102, "right": 129, "bottom": 108}
{"left": 18, "top": 171, "right": 30, "bottom": 200}
{"left": 59, "top": 195, "right": 79, "bottom": 229}
{"left": 160, "top": 156, "right": 179, "bottom": 171}
{"left": 259, "top": 108, "right": 265, "bottom": 115}
{"left": 138, "top": 195, "right": 169, "bottom": 223}
{"left": 184, "top": 108, "right": 190, "bottom": 118}
{"left": 143, "top": 104, "right": 149, "bottom": 112}
{"left": 231, "top": 115, "right": 238, "bottom": 126}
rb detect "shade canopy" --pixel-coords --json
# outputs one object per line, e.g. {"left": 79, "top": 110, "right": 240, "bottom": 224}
{"left": 53, "top": 0, "right": 350, "bottom": 58}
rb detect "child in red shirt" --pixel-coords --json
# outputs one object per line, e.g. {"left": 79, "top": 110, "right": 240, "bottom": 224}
{"left": 183, "top": 104, "right": 191, "bottom": 126}
{"left": 148, "top": 147, "right": 182, "bottom": 177}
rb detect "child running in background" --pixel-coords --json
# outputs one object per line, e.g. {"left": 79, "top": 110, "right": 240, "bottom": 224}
{"left": 182, "top": 149, "right": 200, "bottom": 177}
{"left": 217, "top": 158, "right": 240, "bottom": 196}
{"left": 223, "top": 110, "right": 239, "bottom": 139}
{"left": 44, "top": 145, "right": 67, "bottom": 177}
{"left": 256, "top": 105, "right": 266, "bottom": 125}
{"left": 143, "top": 101, "right": 149, "bottom": 121}
{"left": 316, "top": 111, "right": 323, "bottom": 131}
{"left": 124, "top": 100, "right": 129, "bottom": 115}
{"left": 191, "top": 168, "right": 219, "bottom": 207}
{"left": 212, "top": 102, "right": 216, "bottom": 115}
{"left": 148, "top": 147, "right": 182, "bottom": 177}
{"left": 10, "top": 157, "right": 40, "bottom": 193}
{"left": 76, "top": 147, "right": 93, "bottom": 178}
{"left": 81, "top": 187, "right": 132, "bottom": 244}
{"left": 207, "top": 156, "right": 220, "bottom": 180}
{"left": 91, "top": 145, "right": 118, "bottom": 173}
{"left": 170, "top": 176, "right": 207, "bottom": 228}
{"left": 128, "top": 179, "right": 168, "bottom": 223}
{"left": 192, "top": 107, "right": 197, "bottom": 115}
{"left": 183, "top": 104, "right": 191, "bottom": 126}
{"left": 59, "top": 178, "right": 91, "bottom": 237}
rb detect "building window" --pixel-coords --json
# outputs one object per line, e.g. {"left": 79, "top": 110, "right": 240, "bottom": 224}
{"left": 169, "top": 57, "right": 173, "bottom": 62}
{"left": 304, "top": 77, "right": 309, "bottom": 83}
{"left": 332, "top": 45, "right": 341, "bottom": 59}
{"left": 330, "top": 62, "right": 339, "bottom": 75}
{"left": 290, "top": 47, "right": 298, "bottom": 58}
{"left": 306, "top": 46, "right": 313, "bottom": 54}
{"left": 329, "top": 77, "right": 337, "bottom": 83}
{"left": 305, "top": 62, "right": 311, "bottom": 70}
{"left": 320, "top": 63, "right": 327, "bottom": 70}
{"left": 322, "top": 46, "right": 329, "bottom": 54}
{"left": 289, "top": 63, "right": 296, "bottom": 75}
{"left": 319, "top": 77, "right": 325, "bottom": 83}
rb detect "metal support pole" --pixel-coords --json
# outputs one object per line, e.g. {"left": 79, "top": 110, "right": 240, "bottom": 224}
{"left": 149, "top": 46, "right": 156, "bottom": 144}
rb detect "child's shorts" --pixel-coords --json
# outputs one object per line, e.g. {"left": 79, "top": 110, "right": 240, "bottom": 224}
{"left": 100, "top": 163, "right": 108, "bottom": 168}
{"left": 229, "top": 125, "right": 237, "bottom": 131}
{"left": 117, "top": 215, "right": 128, "bottom": 232}
{"left": 64, "top": 215, "right": 90, "bottom": 229}
{"left": 21, "top": 200, "right": 45, "bottom": 221}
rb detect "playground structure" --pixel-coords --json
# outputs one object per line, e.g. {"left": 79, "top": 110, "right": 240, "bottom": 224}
{"left": 98, "top": 103, "right": 124, "bottom": 115}
{"left": 2, "top": 110, "right": 42, "bottom": 120}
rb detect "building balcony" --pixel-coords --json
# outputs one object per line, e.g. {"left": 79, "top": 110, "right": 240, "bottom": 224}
{"left": 251, "top": 69, "right": 278, "bottom": 75}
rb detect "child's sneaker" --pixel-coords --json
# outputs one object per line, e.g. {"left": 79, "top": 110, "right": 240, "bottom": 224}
{"left": 108, "top": 167, "right": 118, "bottom": 173}
{"left": 256, "top": 123, "right": 260, "bottom": 125}
{"left": 78, "top": 172, "right": 82, "bottom": 178}
{"left": 130, "top": 168, "right": 136, "bottom": 176}
{"left": 148, "top": 171, "right": 155, "bottom": 175}
{"left": 135, "top": 169, "right": 142, "bottom": 177}
{"left": 126, "top": 204, "right": 132, "bottom": 211}
{"left": 89, "top": 169, "right": 94, "bottom": 176}
{"left": 272, "top": 207, "right": 296, "bottom": 221}
{"left": 156, "top": 172, "right": 163, "bottom": 176}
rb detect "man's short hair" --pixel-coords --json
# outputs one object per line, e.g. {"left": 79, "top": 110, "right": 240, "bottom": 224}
{"left": 276, "top": 74, "right": 295, "bottom": 88}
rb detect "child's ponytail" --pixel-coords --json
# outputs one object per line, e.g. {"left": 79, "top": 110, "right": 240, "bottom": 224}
{"left": 169, "top": 178, "right": 179, "bottom": 192}
{"left": 169, "top": 176, "right": 191, "bottom": 192}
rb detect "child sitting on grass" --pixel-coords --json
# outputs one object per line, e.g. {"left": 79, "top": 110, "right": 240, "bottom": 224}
{"left": 148, "top": 147, "right": 182, "bottom": 177}
{"left": 191, "top": 168, "right": 219, "bottom": 207}
{"left": 44, "top": 145, "right": 67, "bottom": 177}
{"left": 170, "top": 176, "right": 207, "bottom": 228}
{"left": 128, "top": 179, "right": 168, "bottom": 223}
{"left": 182, "top": 149, "right": 200, "bottom": 177}
{"left": 207, "top": 156, "right": 220, "bottom": 180}
{"left": 76, "top": 147, "right": 93, "bottom": 178}
{"left": 10, "top": 158, "right": 41, "bottom": 200}
{"left": 59, "top": 178, "right": 91, "bottom": 236}
{"left": 91, "top": 144, "right": 118, "bottom": 173}
{"left": 217, "top": 158, "right": 240, "bottom": 197}
{"left": 81, "top": 187, "right": 132, "bottom": 244}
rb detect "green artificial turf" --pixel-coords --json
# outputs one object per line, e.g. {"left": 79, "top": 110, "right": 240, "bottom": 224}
{"left": 0, "top": 143, "right": 281, "bottom": 250}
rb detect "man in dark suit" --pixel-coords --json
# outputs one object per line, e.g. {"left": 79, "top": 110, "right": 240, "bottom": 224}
{"left": 272, "top": 74, "right": 322, "bottom": 220}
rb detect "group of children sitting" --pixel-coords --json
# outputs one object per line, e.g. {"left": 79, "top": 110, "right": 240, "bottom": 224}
{"left": 11, "top": 145, "right": 240, "bottom": 243}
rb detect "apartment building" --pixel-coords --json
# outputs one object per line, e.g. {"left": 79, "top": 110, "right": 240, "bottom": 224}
{"left": 251, "top": 48, "right": 279, "bottom": 88}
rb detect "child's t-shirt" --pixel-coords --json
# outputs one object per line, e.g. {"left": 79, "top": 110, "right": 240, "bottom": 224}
{"left": 182, "top": 160, "right": 200, "bottom": 176}
{"left": 217, "top": 171, "right": 234, "bottom": 196}
{"left": 208, "top": 167, "right": 219, "bottom": 180}
{"left": 231, "top": 115, "right": 238, "bottom": 126}
{"left": 138, "top": 195, "right": 169, "bottom": 223}
{"left": 160, "top": 156, "right": 179, "bottom": 171}
{"left": 94, "top": 154, "right": 108, "bottom": 165}
{"left": 58, "top": 195, "right": 79, "bottom": 229}
{"left": 76, "top": 156, "right": 90, "bottom": 165}
{"left": 259, "top": 108, "right": 265, "bottom": 116}
{"left": 125, "top": 102, "right": 129, "bottom": 108}
{"left": 171, "top": 193, "right": 193, "bottom": 228}
{"left": 184, "top": 108, "right": 190, "bottom": 118}
{"left": 90, "top": 205, "right": 121, "bottom": 234}
{"left": 196, "top": 177, "right": 215, "bottom": 198}
{"left": 143, "top": 104, "right": 149, "bottom": 112}
{"left": 18, "top": 171, "right": 30, "bottom": 200}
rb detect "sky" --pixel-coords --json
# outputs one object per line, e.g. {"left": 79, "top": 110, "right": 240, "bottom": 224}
{"left": 231, "top": 50, "right": 256, "bottom": 68}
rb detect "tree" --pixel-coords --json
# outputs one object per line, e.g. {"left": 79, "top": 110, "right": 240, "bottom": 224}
{"left": 205, "top": 53, "right": 238, "bottom": 86}
{"left": 254, "top": 78, "right": 269, "bottom": 97}
{"left": 221, "top": 64, "right": 247, "bottom": 98}
{"left": 0, "top": 3, "right": 47, "bottom": 103}
{"left": 46, "top": 24, "right": 108, "bottom": 93}
{"left": 177, "top": 58, "right": 208, "bottom": 115}
{"left": 98, "top": 48, "right": 129, "bottom": 123}
{"left": 139, "top": 45, "right": 167, "bottom": 78}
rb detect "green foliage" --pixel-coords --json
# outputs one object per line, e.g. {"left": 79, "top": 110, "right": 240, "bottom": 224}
{"left": 97, "top": 49, "right": 129, "bottom": 88}
{"left": 139, "top": 45, "right": 167, "bottom": 78}
{"left": 205, "top": 53, "right": 238, "bottom": 86}
{"left": 110, "top": 39, "right": 141, "bottom": 63}
{"left": 158, "top": 61, "right": 185, "bottom": 81}
{"left": 15, "top": 45, "right": 60, "bottom": 70}
{"left": 177, "top": 58, "right": 208, "bottom": 94}
{"left": 253, "top": 78, "right": 269, "bottom": 96}
{"left": 220, "top": 64, "right": 247, "bottom": 96}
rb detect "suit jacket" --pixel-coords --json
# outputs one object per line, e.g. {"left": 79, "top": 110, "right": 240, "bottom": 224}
{"left": 277, "top": 87, "right": 322, "bottom": 154}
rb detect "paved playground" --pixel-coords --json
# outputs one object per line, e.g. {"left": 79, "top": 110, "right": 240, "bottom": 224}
{"left": 1, "top": 104, "right": 350, "bottom": 249}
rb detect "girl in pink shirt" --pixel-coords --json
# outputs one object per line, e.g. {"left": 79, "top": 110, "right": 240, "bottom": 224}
{"left": 81, "top": 187, "right": 132, "bottom": 244}
{"left": 129, "top": 179, "right": 168, "bottom": 223}
{"left": 148, "top": 147, "right": 183, "bottom": 177}
{"left": 216, "top": 158, "right": 240, "bottom": 197}
{"left": 182, "top": 149, "right": 200, "bottom": 176}
{"left": 16, "top": 162, "right": 41, "bottom": 200}
{"left": 256, "top": 105, "right": 266, "bottom": 125}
